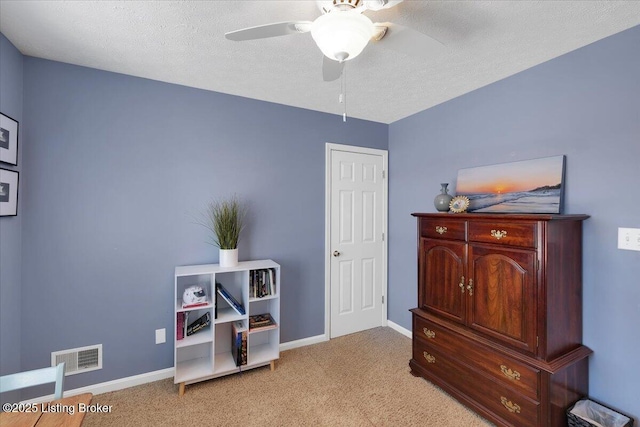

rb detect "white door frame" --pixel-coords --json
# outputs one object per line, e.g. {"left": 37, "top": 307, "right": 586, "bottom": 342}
{"left": 324, "top": 142, "right": 388, "bottom": 340}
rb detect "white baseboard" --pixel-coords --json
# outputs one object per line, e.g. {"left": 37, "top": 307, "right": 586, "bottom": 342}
{"left": 279, "top": 333, "right": 328, "bottom": 351}
{"left": 25, "top": 330, "right": 395, "bottom": 403}
{"left": 387, "top": 320, "right": 411, "bottom": 338}
{"left": 25, "top": 368, "right": 175, "bottom": 403}
{"left": 24, "top": 335, "right": 329, "bottom": 403}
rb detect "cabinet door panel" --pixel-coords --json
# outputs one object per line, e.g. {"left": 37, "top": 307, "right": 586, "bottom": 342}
{"left": 468, "top": 245, "right": 537, "bottom": 354}
{"left": 420, "top": 238, "right": 466, "bottom": 323}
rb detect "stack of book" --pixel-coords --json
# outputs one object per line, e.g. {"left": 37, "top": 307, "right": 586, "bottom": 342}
{"left": 248, "top": 313, "right": 277, "bottom": 332}
{"left": 250, "top": 268, "right": 277, "bottom": 298}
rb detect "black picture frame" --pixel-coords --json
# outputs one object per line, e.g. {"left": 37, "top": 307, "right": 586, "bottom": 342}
{"left": 0, "top": 112, "right": 19, "bottom": 166}
{"left": 0, "top": 167, "right": 19, "bottom": 217}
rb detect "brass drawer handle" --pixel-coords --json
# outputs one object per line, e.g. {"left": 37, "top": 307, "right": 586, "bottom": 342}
{"left": 435, "top": 226, "right": 447, "bottom": 234}
{"left": 423, "top": 328, "right": 436, "bottom": 339}
{"left": 466, "top": 279, "right": 473, "bottom": 296}
{"left": 500, "top": 397, "right": 521, "bottom": 414}
{"left": 500, "top": 364, "right": 521, "bottom": 381}
{"left": 423, "top": 352, "right": 436, "bottom": 364}
{"left": 491, "top": 229, "right": 508, "bottom": 239}
{"left": 459, "top": 276, "right": 465, "bottom": 294}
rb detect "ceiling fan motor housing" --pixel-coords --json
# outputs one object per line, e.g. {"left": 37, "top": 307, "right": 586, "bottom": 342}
{"left": 318, "top": 0, "right": 362, "bottom": 13}
{"left": 317, "top": 0, "right": 400, "bottom": 13}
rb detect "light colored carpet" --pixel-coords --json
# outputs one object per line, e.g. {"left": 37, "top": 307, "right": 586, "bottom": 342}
{"left": 83, "top": 327, "right": 493, "bottom": 426}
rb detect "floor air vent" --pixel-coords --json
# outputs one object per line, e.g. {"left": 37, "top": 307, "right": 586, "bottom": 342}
{"left": 51, "top": 344, "right": 102, "bottom": 376}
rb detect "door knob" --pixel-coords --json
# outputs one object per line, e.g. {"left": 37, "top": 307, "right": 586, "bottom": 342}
{"left": 333, "top": 251, "right": 341, "bottom": 257}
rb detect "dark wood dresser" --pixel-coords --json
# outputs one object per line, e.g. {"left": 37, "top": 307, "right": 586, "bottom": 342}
{"left": 410, "top": 213, "right": 591, "bottom": 427}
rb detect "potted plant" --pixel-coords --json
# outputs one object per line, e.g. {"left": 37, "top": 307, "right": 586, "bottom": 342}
{"left": 198, "top": 195, "right": 246, "bottom": 267}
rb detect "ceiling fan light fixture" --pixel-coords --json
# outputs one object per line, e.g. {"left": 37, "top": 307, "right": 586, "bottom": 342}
{"left": 311, "top": 12, "right": 374, "bottom": 62}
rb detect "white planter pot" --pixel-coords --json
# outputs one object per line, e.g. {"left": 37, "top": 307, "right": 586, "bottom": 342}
{"left": 219, "top": 248, "right": 238, "bottom": 268}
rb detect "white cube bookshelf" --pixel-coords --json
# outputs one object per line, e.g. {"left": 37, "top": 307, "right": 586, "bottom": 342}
{"left": 174, "top": 259, "right": 280, "bottom": 395}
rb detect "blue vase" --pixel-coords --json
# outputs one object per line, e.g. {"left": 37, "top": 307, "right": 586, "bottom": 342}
{"left": 434, "top": 183, "right": 453, "bottom": 212}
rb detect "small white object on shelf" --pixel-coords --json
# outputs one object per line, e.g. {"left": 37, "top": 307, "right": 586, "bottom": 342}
{"left": 182, "top": 285, "right": 207, "bottom": 308}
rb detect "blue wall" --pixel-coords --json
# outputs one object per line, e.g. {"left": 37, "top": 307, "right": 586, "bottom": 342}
{"left": 16, "top": 56, "right": 386, "bottom": 391}
{"left": 0, "top": 33, "right": 23, "bottom": 397}
{"left": 389, "top": 25, "right": 640, "bottom": 422}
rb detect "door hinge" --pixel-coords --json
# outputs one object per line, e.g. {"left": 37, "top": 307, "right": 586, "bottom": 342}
{"left": 537, "top": 336, "right": 539, "bottom": 348}
{"left": 382, "top": 232, "right": 385, "bottom": 241}
{"left": 382, "top": 170, "right": 386, "bottom": 179}
{"left": 382, "top": 295, "right": 385, "bottom": 304}
{"left": 537, "top": 259, "right": 540, "bottom": 271}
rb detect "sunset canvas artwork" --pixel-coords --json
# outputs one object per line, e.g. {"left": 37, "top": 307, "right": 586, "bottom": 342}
{"left": 455, "top": 155, "right": 565, "bottom": 213}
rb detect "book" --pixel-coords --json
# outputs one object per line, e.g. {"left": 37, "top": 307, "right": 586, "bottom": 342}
{"left": 186, "top": 311, "right": 211, "bottom": 336}
{"left": 249, "top": 313, "right": 277, "bottom": 332}
{"left": 261, "top": 270, "right": 267, "bottom": 296}
{"left": 183, "top": 311, "right": 189, "bottom": 338}
{"left": 269, "top": 268, "right": 276, "bottom": 295}
{"left": 176, "top": 312, "right": 184, "bottom": 340}
{"left": 216, "top": 283, "right": 245, "bottom": 315}
{"left": 182, "top": 301, "right": 209, "bottom": 309}
{"left": 231, "top": 321, "right": 247, "bottom": 366}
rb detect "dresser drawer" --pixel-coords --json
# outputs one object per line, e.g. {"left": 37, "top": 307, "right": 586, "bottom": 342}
{"left": 462, "top": 367, "right": 540, "bottom": 427}
{"left": 413, "top": 339, "right": 540, "bottom": 427}
{"left": 414, "top": 316, "right": 540, "bottom": 399}
{"left": 420, "top": 218, "right": 466, "bottom": 241}
{"left": 468, "top": 221, "right": 537, "bottom": 248}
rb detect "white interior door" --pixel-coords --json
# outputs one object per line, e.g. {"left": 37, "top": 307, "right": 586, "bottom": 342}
{"left": 326, "top": 144, "right": 387, "bottom": 338}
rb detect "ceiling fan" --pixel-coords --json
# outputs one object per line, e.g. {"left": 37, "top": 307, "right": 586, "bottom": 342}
{"left": 225, "top": 0, "right": 445, "bottom": 82}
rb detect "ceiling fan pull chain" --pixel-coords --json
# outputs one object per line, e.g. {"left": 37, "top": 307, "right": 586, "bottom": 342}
{"left": 341, "top": 62, "right": 347, "bottom": 122}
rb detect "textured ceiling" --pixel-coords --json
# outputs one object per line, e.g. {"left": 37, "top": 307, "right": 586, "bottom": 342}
{"left": 1, "top": 1, "right": 639, "bottom": 124}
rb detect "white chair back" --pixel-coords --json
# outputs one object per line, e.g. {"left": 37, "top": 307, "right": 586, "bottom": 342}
{"left": 0, "top": 363, "right": 65, "bottom": 400}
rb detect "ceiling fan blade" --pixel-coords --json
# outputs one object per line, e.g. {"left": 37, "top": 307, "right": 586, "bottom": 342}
{"left": 374, "top": 23, "right": 445, "bottom": 58}
{"left": 225, "top": 21, "right": 313, "bottom": 41}
{"left": 322, "top": 56, "right": 344, "bottom": 82}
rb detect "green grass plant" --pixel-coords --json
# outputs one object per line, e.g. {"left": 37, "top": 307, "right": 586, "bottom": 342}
{"left": 197, "top": 195, "right": 246, "bottom": 249}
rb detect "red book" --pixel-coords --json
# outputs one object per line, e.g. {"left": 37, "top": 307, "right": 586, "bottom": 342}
{"left": 182, "top": 301, "right": 209, "bottom": 309}
{"left": 176, "top": 312, "right": 184, "bottom": 340}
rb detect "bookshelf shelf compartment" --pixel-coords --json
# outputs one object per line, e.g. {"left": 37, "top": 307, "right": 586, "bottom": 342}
{"left": 214, "top": 307, "right": 246, "bottom": 324}
{"left": 176, "top": 301, "right": 214, "bottom": 313}
{"left": 176, "top": 325, "right": 213, "bottom": 348}
{"left": 174, "top": 260, "right": 280, "bottom": 396}
{"left": 213, "top": 352, "right": 238, "bottom": 374}
{"left": 175, "top": 357, "right": 214, "bottom": 384}
{"left": 247, "top": 343, "right": 278, "bottom": 366}
{"left": 249, "top": 294, "right": 278, "bottom": 303}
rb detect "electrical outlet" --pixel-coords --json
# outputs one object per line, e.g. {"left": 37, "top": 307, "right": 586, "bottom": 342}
{"left": 617, "top": 228, "right": 640, "bottom": 251}
{"left": 155, "top": 328, "right": 166, "bottom": 344}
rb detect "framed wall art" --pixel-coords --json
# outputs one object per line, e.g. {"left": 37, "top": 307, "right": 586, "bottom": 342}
{"left": 1, "top": 113, "right": 19, "bottom": 166}
{"left": 0, "top": 168, "right": 19, "bottom": 217}
{"left": 455, "top": 155, "right": 566, "bottom": 214}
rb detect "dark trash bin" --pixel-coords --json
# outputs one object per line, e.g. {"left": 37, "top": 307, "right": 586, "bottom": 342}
{"left": 567, "top": 399, "right": 633, "bottom": 427}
